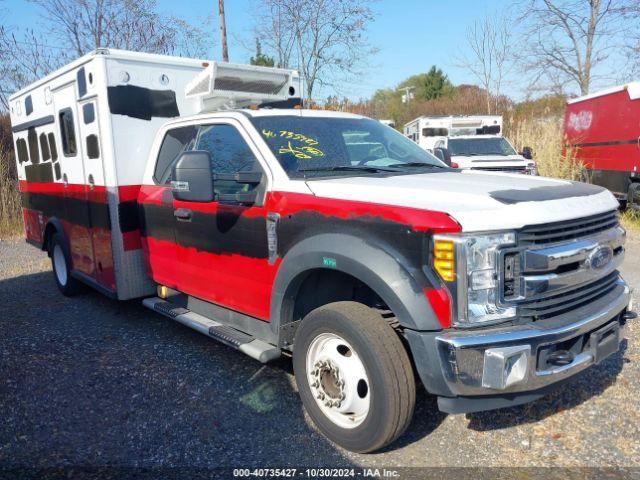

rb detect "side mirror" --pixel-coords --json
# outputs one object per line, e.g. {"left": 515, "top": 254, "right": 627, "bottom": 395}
{"left": 433, "top": 147, "right": 452, "bottom": 166}
{"left": 521, "top": 146, "right": 533, "bottom": 160}
{"left": 171, "top": 150, "right": 214, "bottom": 202}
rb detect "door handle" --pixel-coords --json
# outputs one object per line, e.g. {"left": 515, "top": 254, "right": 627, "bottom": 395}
{"left": 174, "top": 208, "right": 193, "bottom": 221}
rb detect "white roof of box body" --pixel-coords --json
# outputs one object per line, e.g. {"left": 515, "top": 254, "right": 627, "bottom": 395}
{"left": 405, "top": 115, "right": 503, "bottom": 137}
{"left": 567, "top": 82, "right": 640, "bottom": 104}
{"left": 185, "top": 62, "right": 301, "bottom": 111}
{"left": 9, "top": 48, "right": 206, "bottom": 100}
{"left": 406, "top": 115, "right": 502, "bottom": 128}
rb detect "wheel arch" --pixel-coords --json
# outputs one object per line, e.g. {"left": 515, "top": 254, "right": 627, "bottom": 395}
{"left": 270, "top": 233, "right": 441, "bottom": 338}
{"left": 42, "top": 217, "right": 65, "bottom": 253}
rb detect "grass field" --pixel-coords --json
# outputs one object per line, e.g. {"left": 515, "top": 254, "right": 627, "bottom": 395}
{"left": 621, "top": 210, "right": 640, "bottom": 231}
{"left": 0, "top": 150, "right": 21, "bottom": 238}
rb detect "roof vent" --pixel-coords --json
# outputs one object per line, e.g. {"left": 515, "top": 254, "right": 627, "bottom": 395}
{"left": 185, "top": 62, "right": 301, "bottom": 112}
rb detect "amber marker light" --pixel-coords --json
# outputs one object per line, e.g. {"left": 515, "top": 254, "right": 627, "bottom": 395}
{"left": 433, "top": 239, "right": 455, "bottom": 282}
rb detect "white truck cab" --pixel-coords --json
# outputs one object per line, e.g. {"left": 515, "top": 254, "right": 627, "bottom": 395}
{"left": 404, "top": 115, "right": 537, "bottom": 174}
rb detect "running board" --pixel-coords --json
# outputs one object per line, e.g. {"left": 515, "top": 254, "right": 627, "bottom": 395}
{"left": 142, "top": 297, "right": 281, "bottom": 363}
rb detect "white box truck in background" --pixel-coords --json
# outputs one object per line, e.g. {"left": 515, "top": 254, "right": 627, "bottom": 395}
{"left": 404, "top": 115, "right": 537, "bottom": 174}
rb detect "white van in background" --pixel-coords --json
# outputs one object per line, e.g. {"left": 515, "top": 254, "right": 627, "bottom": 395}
{"left": 404, "top": 115, "right": 536, "bottom": 174}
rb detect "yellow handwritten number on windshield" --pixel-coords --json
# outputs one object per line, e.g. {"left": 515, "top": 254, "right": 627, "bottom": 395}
{"left": 278, "top": 141, "right": 324, "bottom": 159}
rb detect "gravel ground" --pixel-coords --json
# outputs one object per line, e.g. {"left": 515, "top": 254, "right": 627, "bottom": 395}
{"left": 1, "top": 235, "right": 639, "bottom": 473}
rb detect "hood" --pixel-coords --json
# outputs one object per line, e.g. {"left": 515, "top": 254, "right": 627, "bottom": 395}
{"left": 305, "top": 170, "right": 618, "bottom": 232}
{"left": 452, "top": 154, "right": 528, "bottom": 166}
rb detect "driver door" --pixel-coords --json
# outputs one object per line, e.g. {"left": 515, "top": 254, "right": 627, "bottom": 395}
{"left": 172, "top": 123, "right": 272, "bottom": 320}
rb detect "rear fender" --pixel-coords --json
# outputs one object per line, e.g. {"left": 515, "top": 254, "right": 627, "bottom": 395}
{"left": 42, "top": 217, "right": 65, "bottom": 252}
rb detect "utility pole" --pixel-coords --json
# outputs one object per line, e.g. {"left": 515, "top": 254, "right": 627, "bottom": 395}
{"left": 218, "top": 0, "right": 229, "bottom": 62}
{"left": 398, "top": 86, "right": 414, "bottom": 104}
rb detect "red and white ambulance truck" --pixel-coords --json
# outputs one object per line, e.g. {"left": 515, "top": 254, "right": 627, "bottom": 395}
{"left": 564, "top": 82, "right": 640, "bottom": 208}
{"left": 10, "top": 49, "right": 635, "bottom": 452}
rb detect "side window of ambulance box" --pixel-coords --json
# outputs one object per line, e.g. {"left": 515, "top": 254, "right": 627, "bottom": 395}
{"left": 16, "top": 138, "right": 29, "bottom": 163}
{"left": 86, "top": 135, "right": 100, "bottom": 159}
{"left": 83, "top": 103, "right": 95, "bottom": 124}
{"left": 59, "top": 108, "right": 77, "bottom": 156}
{"left": 154, "top": 125, "right": 199, "bottom": 184}
{"left": 27, "top": 127, "right": 39, "bottom": 164}
{"left": 25, "top": 95, "right": 33, "bottom": 116}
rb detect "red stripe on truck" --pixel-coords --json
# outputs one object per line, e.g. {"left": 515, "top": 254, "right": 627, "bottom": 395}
{"left": 143, "top": 236, "right": 281, "bottom": 320}
{"left": 424, "top": 287, "right": 452, "bottom": 329}
{"left": 265, "top": 191, "right": 461, "bottom": 233}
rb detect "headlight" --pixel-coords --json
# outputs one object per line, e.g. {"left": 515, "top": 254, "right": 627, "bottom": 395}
{"left": 433, "top": 232, "right": 517, "bottom": 326}
{"left": 525, "top": 163, "right": 537, "bottom": 175}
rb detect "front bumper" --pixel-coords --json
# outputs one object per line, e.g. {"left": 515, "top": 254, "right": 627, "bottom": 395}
{"left": 406, "top": 278, "right": 632, "bottom": 413}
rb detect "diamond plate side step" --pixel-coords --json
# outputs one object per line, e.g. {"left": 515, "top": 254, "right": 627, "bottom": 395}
{"left": 143, "top": 297, "right": 280, "bottom": 363}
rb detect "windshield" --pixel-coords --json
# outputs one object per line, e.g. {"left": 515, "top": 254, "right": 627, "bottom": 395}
{"left": 250, "top": 115, "right": 447, "bottom": 178}
{"left": 448, "top": 137, "right": 517, "bottom": 156}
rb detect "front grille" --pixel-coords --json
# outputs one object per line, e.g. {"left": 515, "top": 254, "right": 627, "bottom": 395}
{"left": 519, "top": 210, "right": 619, "bottom": 245}
{"left": 519, "top": 272, "right": 619, "bottom": 320}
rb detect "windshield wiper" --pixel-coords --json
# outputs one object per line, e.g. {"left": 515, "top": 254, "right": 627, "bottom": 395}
{"left": 387, "top": 162, "right": 447, "bottom": 169}
{"left": 298, "top": 165, "right": 400, "bottom": 174}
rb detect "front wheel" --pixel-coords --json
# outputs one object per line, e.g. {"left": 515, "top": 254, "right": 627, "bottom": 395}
{"left": 293, "top": 301, "right": 416, "bottom": 453}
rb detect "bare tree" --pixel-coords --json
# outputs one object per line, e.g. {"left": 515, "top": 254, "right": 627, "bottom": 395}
{"left": 624, "top": 4, "right": 640, "bottom": 79}
{"left": 0, "top": 0, "right": 211, "bottom": 109}
{"left": 0, "top": 27, "right": 65, "bottom": 109}
{"left": 218, "top": 0, "right": 229, "bottom": 61}
{"left": 255, "top": 0, "right": 376, "bottom": 101}
{"left": 457, "top": 15, "right": 513, "bottom": 114}
{"left": 518, "top": 0, "right": 635, "bottom": 95}
{"left": 253, "top": 0, "right": 296, "bottom": 69}
{"left": 28, "top": 0, "right": 211, "bottom": 57}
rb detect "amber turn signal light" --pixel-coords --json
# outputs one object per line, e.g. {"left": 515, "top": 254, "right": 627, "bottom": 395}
{"left": 433, "top": 239, "right": 455, "bottom": 282}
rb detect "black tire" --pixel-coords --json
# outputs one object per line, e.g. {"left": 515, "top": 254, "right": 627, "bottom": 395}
{"left": 49, "top": 232, "right": 84, "bottom": 296}
{"left": 293, "top": 301, "right": 416, "bottom": 453}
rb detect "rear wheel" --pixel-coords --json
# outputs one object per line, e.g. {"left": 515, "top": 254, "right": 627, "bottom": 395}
{"left": 50, "top": 233, "right": 83, "bottom": 296}
{"left": 293, "top": 301, "right": 415, "bottom": 453}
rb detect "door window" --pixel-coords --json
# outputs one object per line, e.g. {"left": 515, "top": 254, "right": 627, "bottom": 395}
{"left": 59, "top": 108, "right": 77, "bottom": 156}
{"left": 195, "top": 124, "right": 261, "bottom": 195}
{"left": 86, "top": 134, "right": 100, "bottom": 159}
{"left": 154, "top": 125, "right": 198, "bottom": 184}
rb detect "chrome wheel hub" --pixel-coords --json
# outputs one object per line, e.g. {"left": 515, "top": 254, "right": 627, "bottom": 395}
{"left": 306, "top": 333, "right": 370, "bottom": 429}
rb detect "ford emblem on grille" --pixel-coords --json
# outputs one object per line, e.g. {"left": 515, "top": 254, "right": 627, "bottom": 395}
{"left": 588, "top": 245, "right": 613, "bottom": 270}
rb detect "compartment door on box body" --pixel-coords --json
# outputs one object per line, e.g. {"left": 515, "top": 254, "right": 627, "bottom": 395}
{"left": 77, "top": 97, "right": 115, "bottom": 290}
{"left": 52, "top": 82, "right": 97, "bottom": 279}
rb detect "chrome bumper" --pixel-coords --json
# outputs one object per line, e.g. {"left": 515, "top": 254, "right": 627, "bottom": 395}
{"left": 435, "top": 279, "right": 630, "bottom": 396}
